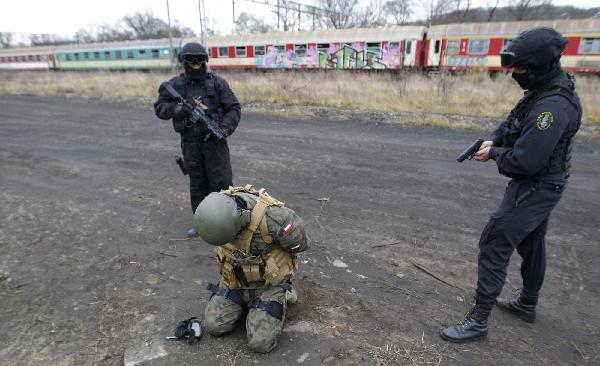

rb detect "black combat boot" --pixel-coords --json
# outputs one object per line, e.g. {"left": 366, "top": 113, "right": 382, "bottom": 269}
{"left": 496, "top": 289, "right": 537, "bottom": 323}
{"left": 440, "top": 304, "right": 491, "bottom": 343}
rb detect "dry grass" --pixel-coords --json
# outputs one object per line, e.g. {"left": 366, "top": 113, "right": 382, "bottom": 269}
{"left": 0, "top": 70, "right": 598, "bottom": 124}
{"left": 368, "top": 340, "right": 451, "bottom": 366}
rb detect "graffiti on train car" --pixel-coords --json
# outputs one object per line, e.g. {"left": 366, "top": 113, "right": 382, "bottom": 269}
{"left": 446, "top": 56, "right": 488, "bottom": 67}
{"left": 257, "top": 42, "right": 402, "bottom": 70}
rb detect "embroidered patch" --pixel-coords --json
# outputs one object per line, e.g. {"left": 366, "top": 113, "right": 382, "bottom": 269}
{"left": 536, "top": 112, "right": 553, "bottom": 131}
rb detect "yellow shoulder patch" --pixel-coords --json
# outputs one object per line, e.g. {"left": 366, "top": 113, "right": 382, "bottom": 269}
{"left": 536, "top": 112, "right": 553, "bottom": 131}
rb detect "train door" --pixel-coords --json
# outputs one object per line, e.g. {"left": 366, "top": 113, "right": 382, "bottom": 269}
{"left": 403, "top": 39, "right": 416, "bottom": 67}
{"left": 428, "top": 38, "right": 442, "bottom": 68}
{"left": 48, "top": 53, "right": 57, "bottom": 70}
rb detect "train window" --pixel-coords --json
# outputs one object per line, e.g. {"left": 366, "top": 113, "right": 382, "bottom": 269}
{"left": 74, "top": 53, "right": 80, "bottom": 60}
{"left": 317, "top": 43, "right": 330, "bottom": 52}
{"left": 236, "top": 46, "right": 247, "bottom": 57}
{"left": 139, "top": 50, "right": 147, "bottom": 59}
{"left": 294, "top": 44, "right": 307, "bottom": 57}
{"left": 254, "top": 46, "right": 265, "bottom": 56}
{"left": 28, "top": 55, "right": 34, "bottom": 61}
{"left": 104, "top": 51, "right": 111, "bottom": 59}
{"left": 218, "top": 47, "right": 229, "bottom": 57}
{"left": 579, "top": 38, "right": 600, "bottom": 54}
{"left": 502, "top": 39, "right": 514, "bottom": 51}
{"left": 36, "top": 55, "right": 41, "bottom": 61}
{"left": 367, "top": 42, "right": 380, "bottom": 50}
{"left": 85, "top": 52, "right": 91, "bottom": 60}
{"left": 115, "top": 50, "right": 122, "bottom": 60}
{"left": 127, "top": 50, "right": 134, "bottom": 59}
{"left": 151, "top": 49, "right": 160, "bottom": 59}
{"left": 65, "top": 54, "right": 71, "bottom": 61}
{"left": 94, "top": 52, "right": 100, "bottom": 60}
{"left": 406, "top": 41, "right": 412, "bottom": 54}
{"left": 434, "top": 40, "right": 441, "bottom": 53}
{"left": 446, "top": 39, "right": 460, "bottom": 55}
{"left": 468, "top": 39, "right": 489, "bottom": 54}
{"left": 274, "top": 45, "right": 284, "bottom": 53}
{"left": 389, "top": 42, "right": 399, "bottom": 49}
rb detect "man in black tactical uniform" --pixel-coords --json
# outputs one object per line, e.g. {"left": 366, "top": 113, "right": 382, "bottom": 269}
{"left": 154, "top": 42, "right": 241, "bottom": 237}
{"left": 440, "top": 27, "right": 582, "bottom": 343}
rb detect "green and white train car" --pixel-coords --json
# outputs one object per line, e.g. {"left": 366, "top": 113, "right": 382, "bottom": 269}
{"left": 54, "top": 38, "right": 184, "bottom": 71}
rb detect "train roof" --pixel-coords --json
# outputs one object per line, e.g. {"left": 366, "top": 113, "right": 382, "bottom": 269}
{"left": 204, "top": 26, "right": 427, "bottom": 46}
{"left": 427, "top": 18, "right": 600, "bottom": 38}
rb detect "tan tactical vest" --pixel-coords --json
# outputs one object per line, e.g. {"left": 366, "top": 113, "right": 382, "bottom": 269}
{"left": 216, "top": 185, "right": 298, "bottom": 289}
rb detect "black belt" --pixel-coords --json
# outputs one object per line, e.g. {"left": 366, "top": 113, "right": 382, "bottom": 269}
{"left": 207, "top": 282, "right": 289, "bottom": 321}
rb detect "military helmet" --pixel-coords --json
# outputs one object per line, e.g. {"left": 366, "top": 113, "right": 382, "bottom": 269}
{"left": 179, "top": 42, "right": 209, "bottom": 63}
{"left": 194, "top": 192, "right": 251, "bottom": 246}
{"left": 500, "top": 27, "right": 568, "bottom": 68}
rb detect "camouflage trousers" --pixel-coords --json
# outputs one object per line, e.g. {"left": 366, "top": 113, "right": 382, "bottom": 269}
{"left": 204, "top": 283, "right": 287, "bottom": 353}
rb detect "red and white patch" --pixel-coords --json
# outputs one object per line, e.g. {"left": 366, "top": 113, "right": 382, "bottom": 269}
{"left": 290, "top": 244, "right": 301, "bottom": 252}
{"left": 283, "top": 224, "right": 294, "bottom": 235}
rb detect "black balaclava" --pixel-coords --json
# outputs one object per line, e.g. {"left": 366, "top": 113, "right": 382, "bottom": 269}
{"left": 180, "top": 42, "right": 209, "bottom": 81}
{"left": 500, "top": 27, "right": 568, "bottom": 91}
{"left": 512, "top": 59, "right": 562, "bottom": 90}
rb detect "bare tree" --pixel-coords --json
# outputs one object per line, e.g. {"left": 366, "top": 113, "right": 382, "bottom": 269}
{"left": 428, "top": 0, "right": 452, "bottom": 25}
{"left": 316, "top": 0, "right": 360, "bottom": 29}
{"left": 353, "top": 0, "right": 388, "bottom": 27}
{"left": 120, "top": 12, "right": 170, "bottom": 39}
{"left": 385, "top": 0, "right": 412, "bottom": 25}
{"left": 29, "top": 33, "right": 71, "bottom": 46}
{"left": 0, "top": 32, "right": 14, "bottom": 48}
{"left": 234, "top": 12, "right": 276, "bottom": 34}
{"left": 486, "top": 0, "right": 502, "bottom": 21}
{"left": 272, "top": 0, "right": 299, "bottom": 31}
{"left": 509, "top": 0, "right": 552, "bottom": 20}
{"left": 453, "top": 0, "right": 472, "bottom": 21}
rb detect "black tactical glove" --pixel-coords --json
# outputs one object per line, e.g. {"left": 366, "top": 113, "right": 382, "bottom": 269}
{"left": 172, "top": 102, "right": 188, "bottom": 119}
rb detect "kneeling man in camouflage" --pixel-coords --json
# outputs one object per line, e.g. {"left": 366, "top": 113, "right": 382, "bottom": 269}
{"left": 194, "top": 185, "right": 309, "bottom": 353}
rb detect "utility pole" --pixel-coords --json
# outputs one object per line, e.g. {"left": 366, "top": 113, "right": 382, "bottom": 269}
{"left": 277, "top": 0, "right": 280, "bottom": 30}
{"left": 166, "top": 0, "right": 175, "bottom": 72}
{"left": 198, "top": 0, "right": 207, "bottom": 48}
{"left": 232, "top": 0, "right": 236, "bottom": 24}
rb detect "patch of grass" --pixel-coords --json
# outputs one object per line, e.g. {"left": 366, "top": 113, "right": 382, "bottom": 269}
{"left": 1, "top": 70, "right": 598, "bottom": 125}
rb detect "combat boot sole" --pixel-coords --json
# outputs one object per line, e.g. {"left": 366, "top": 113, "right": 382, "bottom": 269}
{"left": 496, "top": 299, "right": 536, "bottom": 323}
{"left": 439, "top": 330, "right": 487, "bottom": 343}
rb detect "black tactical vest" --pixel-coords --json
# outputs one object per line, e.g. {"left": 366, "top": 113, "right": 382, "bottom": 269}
{"left": 501, "top": 74, "right": 582, "bottom": 178}
{"left": 169, "top": 72, "right": 220, "bottom": 139}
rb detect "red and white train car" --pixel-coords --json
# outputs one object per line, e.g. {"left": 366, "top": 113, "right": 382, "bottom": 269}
{"left": 207, "top": 26, "right": 427, "bottom": 70}
{"left": 0, "top": 46, "right": 56, "bottom": 71}
{"left": 426, "top": 19, "right": 600, "bottom": 73}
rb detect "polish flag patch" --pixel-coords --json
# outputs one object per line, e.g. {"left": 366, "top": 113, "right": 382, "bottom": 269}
{"left": 283, "top": 224, "right": 294, "bottom": 235}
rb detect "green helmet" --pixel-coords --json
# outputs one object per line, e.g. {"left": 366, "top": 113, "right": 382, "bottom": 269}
{"left": 194, "top": 192, "right": 251, "bottom": 246}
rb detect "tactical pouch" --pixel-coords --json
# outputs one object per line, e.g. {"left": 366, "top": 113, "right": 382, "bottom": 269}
{"left": 263, "top": 246, "right": 296, "bottom": 286}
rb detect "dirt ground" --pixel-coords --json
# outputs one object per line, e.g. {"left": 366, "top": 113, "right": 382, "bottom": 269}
{"left": 1, "top": 94, "right": 599, "bottom": 366}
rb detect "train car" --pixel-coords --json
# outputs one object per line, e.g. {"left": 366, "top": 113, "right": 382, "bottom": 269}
{"left": 0, "top": 46, "right": 56, "bottom": 71}
{"left": 206, "top": 26, "right": 427, "bottom": 70}
{"left": 53, "top": 38, "right": 184, "bottom": 71}
{"left": 1, "top": 19, "right": 598, "bottom": 73}
{"left": 426, "top": 19, "right": 600, "bottom": 73}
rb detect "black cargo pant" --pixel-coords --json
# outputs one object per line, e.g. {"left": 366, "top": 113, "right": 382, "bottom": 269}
{"left": 182, "top": 136, "right": 233, "bottom": 213}
{"left": 475, "top": 179, "right": 566, "bottom": 306}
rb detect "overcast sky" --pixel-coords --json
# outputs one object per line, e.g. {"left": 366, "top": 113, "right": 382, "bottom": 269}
{"left": 0, "top": 0, "right": 597, "bottom": 38}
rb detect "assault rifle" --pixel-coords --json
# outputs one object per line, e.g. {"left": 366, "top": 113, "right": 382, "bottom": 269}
{"left": 456, "top": 139, "right": 484, "bottom": 162}
{"left": 163, "top": 84, "right": 227, "bottom": 140}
